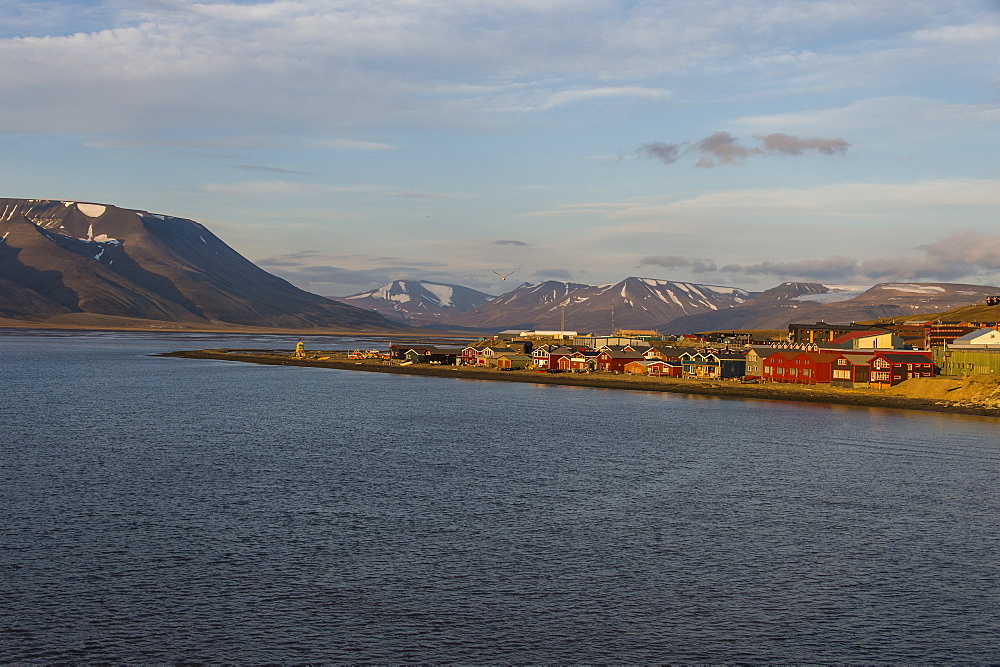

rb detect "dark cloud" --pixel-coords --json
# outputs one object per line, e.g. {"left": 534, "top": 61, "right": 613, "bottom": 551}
{"left": 494, "top": 239, "right": 530, "bottom": 246}
{"left": 640, "top": 256, "right": 717, "bottom": 272}
{"left": 851, "top": 233, "right": 1000, "bottom": 282}
{"left": 646, "top": 254, "right": 863, "bottom": 282}
{"left": 721, "top": 236, "right": 1000, "bottom": 283}
{"left": 695, "top": 131, "right": 757, "bottom": 167}
{"left": 639, "top": 255, "right": 691, "bottom": 268}
{"left": 759, "top": 133, "right": 850, "bottom": 156}
{"left": 736, "top": 256, "right": 860, "bottom": 279}
{"left": 255, "top": 250, "right": 323, "bottom": 267}
{"left": 254, "top": 252, "right": 453, "bottom": 295}
{"left": 917, "top": 232, "right": 1000, "bottom": 270}
{"left": 639, "top": 131, "right": 850, "bottom": 168}
{"left": 532, "top": 268, "right": 574, "bottom": 280}
{"left": 857, "top": 256, "right": 968, "bottom": 282}
{"left": 637, "top": 142, "right": 687, "bottom": 164}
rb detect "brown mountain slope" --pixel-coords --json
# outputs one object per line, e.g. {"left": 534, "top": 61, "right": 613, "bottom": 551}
{"left": 0, "top": 199, "right": 403, "bottom": 331}
{"left": 934, "top": 304, "right": 1000, "bottom": 322}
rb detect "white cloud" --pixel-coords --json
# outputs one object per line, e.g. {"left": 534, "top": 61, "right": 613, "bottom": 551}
{"left": 734, "top": 97, "right": 1000, "bottom": 133}
{"left": 323, "top": 139, "right": 396, "bottom": 151}
{"left": 200, "top": 180, "right": 320, "bottom": 197}
{"left": 526, "top": 86, "right": 672, "bottom": 111}
{"left": 911, "top": 21, "right": 1000, "bottom": 44}
{"left": 1, "top": 1, "right": 993, "bottom": 139}
{"left": 528, "top": 179, "right": 1000, "bottom": 223}
{"left": 388, "top": 191, "right": 457, "bottom": 200}
{"left": 200, "top": 180, "right": 381, "bottom": 197}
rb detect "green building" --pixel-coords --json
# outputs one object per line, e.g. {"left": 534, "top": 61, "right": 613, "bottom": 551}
{"left": 933, "top": 348, "right": 1000, "bottom": 376}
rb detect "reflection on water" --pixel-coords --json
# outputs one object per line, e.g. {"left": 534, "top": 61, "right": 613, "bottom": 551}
{"left": 2, "top": 331, "right": 999, "bottom": 663}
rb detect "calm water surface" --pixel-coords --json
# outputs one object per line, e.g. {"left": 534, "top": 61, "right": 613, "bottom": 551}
{"left": 2, "top": 330, "right": 999, "bottom": 663}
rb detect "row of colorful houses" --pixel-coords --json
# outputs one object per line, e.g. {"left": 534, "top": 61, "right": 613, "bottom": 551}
{"left": 448, "top": 340, "right": 940, "bottom": 388}
{"left": 385, "top": 325, "right": 1000, "bottom": 387}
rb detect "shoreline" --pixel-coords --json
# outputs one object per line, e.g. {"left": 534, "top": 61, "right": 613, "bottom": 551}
{"left": 158, "top": 349, "right": 1000, "bottom": 419}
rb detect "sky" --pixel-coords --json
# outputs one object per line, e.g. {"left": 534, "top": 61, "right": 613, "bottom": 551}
{"left": 2, "top": 0, "right": 998, "bottom": 296}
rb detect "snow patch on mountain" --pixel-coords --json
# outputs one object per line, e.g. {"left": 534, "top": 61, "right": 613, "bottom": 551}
{"left": 77, "top": 203, "right": 107, "bottom": 217}
{"left": 792, "top": 284, "right": 870, "bottom": 304}
{"left": 883, "top": 284, "right": 947, "bottom": 294}
{"left": 423, "top": 283, "right": 454, "bottom": 307}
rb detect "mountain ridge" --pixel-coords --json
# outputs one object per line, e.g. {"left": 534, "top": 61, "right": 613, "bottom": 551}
{"left": 331, "top": 279, "right": 493, "bottom": 325}
{"left": 438, "top": 277, "right": 752, "bottom": 332}
{"left": 663, "top": 282, "right": 1000, "bottom": 333}
{"left": 0, "top": 198, "right": 404, "bottom": 331}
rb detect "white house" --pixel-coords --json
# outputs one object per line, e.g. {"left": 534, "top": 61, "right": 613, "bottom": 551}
{"left": 949, "top": 327, "right": 1000, "bottom": 349}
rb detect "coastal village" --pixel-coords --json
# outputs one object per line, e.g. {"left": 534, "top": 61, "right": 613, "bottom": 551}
{"left": 166, "top": 298, "right": 1000, "bottom": 415}
{"left": 363, "top": 310, "right": 1000, "bottom": 390}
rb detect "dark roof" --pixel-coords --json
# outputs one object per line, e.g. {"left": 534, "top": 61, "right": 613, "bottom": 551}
{"left": 876, "top": 352, "right": 933, "bottom": 363}
{"left": 829, "top": 330, "right": 891, "bottom": 344}
{"left": 600, "top": 350, "right": 646, "bottom": 358}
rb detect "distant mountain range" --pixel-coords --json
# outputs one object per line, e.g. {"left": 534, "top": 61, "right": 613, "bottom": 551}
{"left": 665, "top": 282, "right": 1000, "bottom": 333}
{"left": 331, "top": 280, "right": 493, "bottom": 325}
{"left": 0, "top": 198, "right": 401, "bottom": 331}
{"left": 338, "top": 277, "right": 756, "bottom": 331}
{"left": 338, "top": 278, "right": 1000, "bottom": 333}
{"left": 440, "top": 277, "right": 752, "bottom": 332}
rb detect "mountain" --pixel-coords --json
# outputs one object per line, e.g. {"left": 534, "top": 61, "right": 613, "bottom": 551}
{"left": 441, "top": 278, "right": 751, "bottom": 332}
{"left": 0, "top": 198, "right": 402, "bottom": 331}
{"left": 664, "top": 282, "right": 1000, "bottom": 333}
{"left": 749, "top": 281, "right": 834, "bottom": 303}
{"left": 332, "top": 280, "right": 493, "bottom": 325}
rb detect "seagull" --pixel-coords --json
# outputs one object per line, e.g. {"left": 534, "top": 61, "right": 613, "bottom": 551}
{"left": 493, "top": 270, "right": 515, "bottom": 280}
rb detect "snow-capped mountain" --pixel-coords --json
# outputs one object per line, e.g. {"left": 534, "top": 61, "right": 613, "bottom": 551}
{"left": 441, "top": 278, "right": 751, "bottom": 332}
{"left": 333, "top": 280, "right": 493, "bottom": 324}
{"left": 0, "top": 198, "right": 401, "bottom": 330}
{"left": 664, "top": 282, "right": 1000, "bottom": 333}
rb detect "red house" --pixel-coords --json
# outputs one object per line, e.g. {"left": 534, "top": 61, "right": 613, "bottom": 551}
{"left": 531, "top": 345, "right": 552, "bottom": 368}
{"left": 762, "top": 351, "right": 838, "bottom": 384}
{"left": 595, "top": 349, "right": 646, "bottom": 372}
{"left": 461, "top": 346, "right": 481, "bottom": 366}
{"left": 869, "top": 351, "right": 936, "bottom": 387}
{"left": 542, "top": 345, "right": 579, "bottom": 370}
{"left": 829, "top": 352, "right": 877, "bottom": 388}
{"left": 557, "top": 351, "right": 593, "bottom": 372}
{"left": 623, "top": 359, "right": 682, "bottom": 377}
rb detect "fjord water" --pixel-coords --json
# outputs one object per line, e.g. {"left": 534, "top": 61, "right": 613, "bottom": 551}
{"left": 2, "top": 331, "right": 999, "bottom": 663}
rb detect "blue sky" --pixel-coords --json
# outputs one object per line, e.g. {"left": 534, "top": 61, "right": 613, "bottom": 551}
{"left": 2, "top": 0, "right": 998, "bottom": 295}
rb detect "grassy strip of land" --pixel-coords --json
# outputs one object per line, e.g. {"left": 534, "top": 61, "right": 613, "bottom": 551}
{"left": 158, "top": 349, "right": 1000, "bottom": 418}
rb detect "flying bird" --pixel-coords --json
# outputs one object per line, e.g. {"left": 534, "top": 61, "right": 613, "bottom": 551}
{"left": 493, "top": 270, "right": 515, "bottom": 280}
